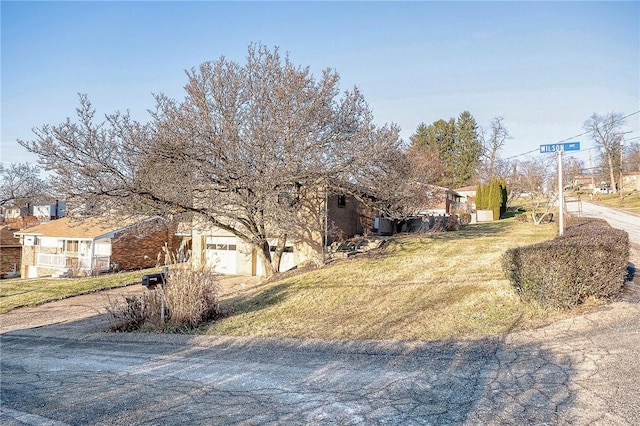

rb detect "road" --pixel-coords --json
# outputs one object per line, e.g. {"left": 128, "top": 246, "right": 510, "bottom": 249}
{"left": 566, "top": 198, "right": 640, "bottom": 245}
{"left": 2, "top": 300, "right": 640, "bottom": 425}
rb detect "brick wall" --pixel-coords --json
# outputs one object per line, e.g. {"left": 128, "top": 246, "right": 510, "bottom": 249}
{"left": 1, "top": 247, "right": 21, "bottom": 275}
{"left": 326, "top": 194, "right": 364, "bottom": 243}
{"left": 111, "top": 220, "right": 179, "bottom": 271}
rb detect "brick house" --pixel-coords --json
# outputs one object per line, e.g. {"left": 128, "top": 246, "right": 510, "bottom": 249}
{"left": 14, "top": 216, "right": 178, "bottom": 279}
{"left": 0, "top": 225, "right": 22, "bottom": 278}
{"left": 622, "top": 171, "right": 640, "bottom": 191}
{"left": 191, "top": 193, "right": 375, "bottom": 277}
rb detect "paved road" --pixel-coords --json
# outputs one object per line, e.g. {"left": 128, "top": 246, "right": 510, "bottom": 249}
{"left": 2, "top": 299, "right": 640, "bottom": 425}
{"left": 566, "top": 198, "right": 640, "bottom": 245}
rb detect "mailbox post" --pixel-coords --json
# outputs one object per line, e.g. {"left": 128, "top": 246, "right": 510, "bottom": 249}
{"left": 141, "top": 267, "right": 169, "bottom": 322}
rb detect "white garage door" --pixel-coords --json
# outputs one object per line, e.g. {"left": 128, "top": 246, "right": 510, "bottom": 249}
{"left": 205, "top": 237, "right": 237, "bottom": 274}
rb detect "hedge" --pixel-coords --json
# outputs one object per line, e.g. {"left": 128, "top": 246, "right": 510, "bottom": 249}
{"left": 502, "top": 218, "right": 629, "bottom": 308}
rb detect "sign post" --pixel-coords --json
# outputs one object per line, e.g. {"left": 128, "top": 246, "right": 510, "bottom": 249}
{"left": 540, "top": 142, "right": 580, "bottom": 236}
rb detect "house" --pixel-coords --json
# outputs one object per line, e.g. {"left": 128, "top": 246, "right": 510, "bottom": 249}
{"left": 622, "top": 171, "right": 640, "bottom": 191}
{"left": 416, "top": 185, "right": 462, "bottom": 216}
{"left": 0, "top": 225, "right": 21, "bottom": 278}
{"left": 573, "top": 175, "right": 596, "bottom": 192}
{"left": 453, "top": 185, "right": 476, "bottom": 212}
{"left": 191, "top": 193, "right": 372, "bottom": 277}
{"left": 14, "top": 216, "right": 178, "bottom": 279}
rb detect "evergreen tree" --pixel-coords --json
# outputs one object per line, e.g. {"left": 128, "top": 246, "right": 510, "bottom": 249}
{"left": 454, "top": 111, "right": 483, "bottom": 187}
{"left": 409, "top": 112, "right": 482, "bottom": 188}
{"left": 475, "top": 182, "right": 483, "bottom": 210}
{"left": 489, "top": 179, "right": 502, "bottom": 220}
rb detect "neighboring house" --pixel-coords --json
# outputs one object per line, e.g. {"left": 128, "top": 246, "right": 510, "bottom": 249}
{"left": 573, "top": 175, "right": 596, "bottom": 192}
{"left": 416, "top": 185, "right": 462, "bottom": 216}
{"left": 14, "top": 216, "right": 178, "bottom": 279}
{"left": 622, "top": 171, "right": 640, "bottom": 191}
{"left": 453, "top": 185, "right": 476, "bottom": 212}
{"left": 191, "top": 193, "right": 373, "bottom": 277}
{"left": 0, "top": 225, "right": 21, "bottom": 278}
{"left": 1, "top": 206, "right": 21, "bottom": 221}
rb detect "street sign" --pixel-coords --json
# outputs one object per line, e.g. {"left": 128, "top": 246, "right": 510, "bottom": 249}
{"left": 539, "top": 142, "right": 580, "bottom": 153}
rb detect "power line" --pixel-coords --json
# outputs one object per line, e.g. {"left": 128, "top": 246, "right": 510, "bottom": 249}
{"left": 504, "top": 110, "right": 640, "bottom": 161}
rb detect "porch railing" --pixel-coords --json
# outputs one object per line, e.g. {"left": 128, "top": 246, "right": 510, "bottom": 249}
{"left": 37, "top": 254, "right": 111, "bottom": 272}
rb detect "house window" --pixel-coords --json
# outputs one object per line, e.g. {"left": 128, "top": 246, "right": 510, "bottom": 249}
{"left": 206, "top": 244, "right": 237, "bottom": 251}
{"left": 65, "top": 240, "right": 79, "bottom": 253}
{"left": 269, "top": 246, "right": 294, "bottom": 253}
{"left": 337, "top": 195, "right": 346, "bottom": 208}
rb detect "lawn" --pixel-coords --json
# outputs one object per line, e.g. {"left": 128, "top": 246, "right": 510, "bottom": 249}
{"left": 205, "top": 219, "right": 577, "bottom": 341}
{"left": 590, "top": 190, "right": 640, "bottom": 212}
{"left": 0, "top": 268, "right": 161, "bottom": 314}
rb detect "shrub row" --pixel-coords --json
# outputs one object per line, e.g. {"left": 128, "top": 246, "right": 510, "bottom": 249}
{"left": 502, "top": 218, "right": 629, "bottom": 308}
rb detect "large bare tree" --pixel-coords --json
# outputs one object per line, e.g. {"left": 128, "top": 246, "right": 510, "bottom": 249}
{"left": 18, "top": 44, "right": 403, "bottom": 276}
{"left": 584, "top": 112, "right": 625, "bottom": 193}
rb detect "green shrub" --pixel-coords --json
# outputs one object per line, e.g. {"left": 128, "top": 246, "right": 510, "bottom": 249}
{"left": 502, "top": 218, "right": 629, "bottom": 308}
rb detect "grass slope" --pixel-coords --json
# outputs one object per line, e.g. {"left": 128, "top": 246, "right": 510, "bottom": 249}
{"left": 206, "top": 220, "right": 569, "bottom": 341}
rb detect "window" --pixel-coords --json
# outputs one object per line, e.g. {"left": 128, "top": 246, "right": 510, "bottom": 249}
{"left": 206, "top": 244, "right": 237, "bottom": 251}
{"left": 337, "top": 195, "right": 346, "bottom": 208}
{"left": 269, "top": 246, "right": 293, "bottom": 253}
{"left": 65, "top": 240, "right": 79, "bottom": 253}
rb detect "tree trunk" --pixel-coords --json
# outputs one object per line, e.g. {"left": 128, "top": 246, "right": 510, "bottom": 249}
{"left": 256, "top": 240, "right": 274, "bottom": 278}
{"left": 271, "top": 233, "right": 287, "bottom": 275}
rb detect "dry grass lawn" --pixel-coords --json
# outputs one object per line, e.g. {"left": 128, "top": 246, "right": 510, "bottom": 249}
{"left": 0, "top": 268, "right": 161, "bottom": 314}
{"left": 206, "top": 220, "right": 585, "bottom": 341}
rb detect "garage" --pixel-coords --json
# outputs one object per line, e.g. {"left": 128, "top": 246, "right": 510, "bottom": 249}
{"left": 205, "top": 236, "right": 237, "bottom": 274}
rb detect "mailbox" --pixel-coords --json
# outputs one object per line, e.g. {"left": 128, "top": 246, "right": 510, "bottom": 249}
{"left": 141, "top": 269, "right": 167, "bottom": 289}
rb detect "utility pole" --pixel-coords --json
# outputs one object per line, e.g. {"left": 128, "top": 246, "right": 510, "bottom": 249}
{"left": 618, "top": 131, "right": 633, "bottom": 206}
{"left": 588, "top": 151, "right": 595, "bottom": 196}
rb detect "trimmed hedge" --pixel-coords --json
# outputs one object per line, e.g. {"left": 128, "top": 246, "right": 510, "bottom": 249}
{"left": 502, "top": 218, "right": 629, "bottom": 308}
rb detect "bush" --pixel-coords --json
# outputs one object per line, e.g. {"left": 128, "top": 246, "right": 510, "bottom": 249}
{"left": 514, "top": 212, "right": 528, "bottom": 222}
{"left": 459, "top": 213, "right": 472, "bottom": 225}
{"left": 107, "top": 268, "right": 219, "bottom": 332}
{"left": 502, "top": 218, "right": 629, "bottom": 308}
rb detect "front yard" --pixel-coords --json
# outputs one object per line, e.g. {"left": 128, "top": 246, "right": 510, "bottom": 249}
{"left": 205, "top": 219, "right": 589, "bottom": 341}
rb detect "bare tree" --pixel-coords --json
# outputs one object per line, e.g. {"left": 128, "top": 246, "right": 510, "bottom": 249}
{"left": 0, "top": 162, "right": 51, "bottom": 207}
{"left": 18, "top": 44, "right": 403, "bottom": 277}
{"left": 480, "top": 117, "right": 511, "bottom": 181}
{"left": 624, "top": 141, "right": 640, "bottom": 172}
{"left": 584, "top": 112, "right": 625, "bottom": 193}
{"left": 511, "top": 156, "right": 557, "bottom": 224}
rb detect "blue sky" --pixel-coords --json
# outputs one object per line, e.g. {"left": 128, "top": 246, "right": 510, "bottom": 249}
{"left": 2, "top": 1, "right": 639, "bottom": 168}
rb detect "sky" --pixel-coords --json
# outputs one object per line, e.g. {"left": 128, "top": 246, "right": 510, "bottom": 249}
{"left": 2, "top": 1, "right": 639, "bottom": 169}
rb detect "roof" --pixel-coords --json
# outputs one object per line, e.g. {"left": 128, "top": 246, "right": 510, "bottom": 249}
{"left": 13, "top": 216, "right": 155, "bottom": 239}
{"left": 454, "top": 185, "right": 477, "bottom": 192}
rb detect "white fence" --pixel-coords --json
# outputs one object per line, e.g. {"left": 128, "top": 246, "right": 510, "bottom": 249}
{"left": 37, "top": 254, "right": 111, "bottom": 271}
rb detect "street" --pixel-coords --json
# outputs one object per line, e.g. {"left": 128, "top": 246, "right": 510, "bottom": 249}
{"left": 2, "top": 300, "right": 640, "bottom": 425}
{"left": 566, "top": 198, "right": 640, "bottom": 245}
